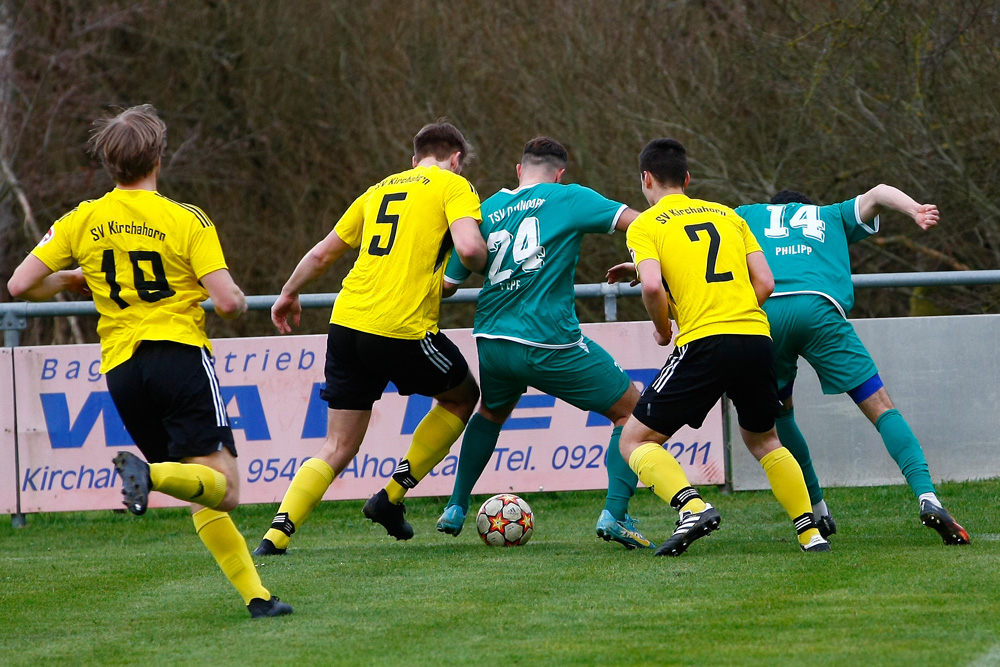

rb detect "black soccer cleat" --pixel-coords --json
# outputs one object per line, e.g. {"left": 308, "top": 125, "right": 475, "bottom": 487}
{"left": 363, "top": 489, "right": 414, "bottom": 540}
{"left": 816, "top": 514, "right": 838, "bottom": 540}
{"left": 919, "top": 499, "right": 970, "bottom": 545}
{"left": 253, "top": 539, "right": 286, "bottom": 556}
{"left": 112, "top": 451, "right": 152, "bottom": 516}
{"left": 800, "top": 534, "right": 832, "bottom": 552}
{"left": 247, "top": 596, "right": 293, "bottom": 618}
{"left": 654, "top": 504, "right": 721, "bottom": 557}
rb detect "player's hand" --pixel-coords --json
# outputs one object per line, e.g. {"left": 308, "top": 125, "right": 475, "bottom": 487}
{"left": 653, "top": 325, "right": 672, "bottom": 346}
{"left": 271, "top": 293, "right": 301, "bottom": 334}
{"left": 914, "top": 204, "right": 939, "bottom": 231}
{"left": 606, "top": 262, "right": 638, "bottom": 286}
{"left": 64, "top": 268, "right": 91, "bottom": 296}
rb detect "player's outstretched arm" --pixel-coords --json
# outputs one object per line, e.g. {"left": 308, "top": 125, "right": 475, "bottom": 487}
{"left": 614, "top": 208, "right": 641, "bottom": 233}
{"left": 857, "top": 184, "right": 939, "bottom": 231}
{"left": 451, "top": 216, "right": 487, "bottom": 274}
{"left": 7, "top": 256, "right": 89, "bottom": 302}
{"left": 272, "top": 229, "right": 351, "bottom": 333}
{"left": 606, "top": 261, "right": 638, "bottom": 286}
{"left": 746, "top": 251, "right": 774, "bottom": 306}
{"left": 202, "top": 269, "right": 247, "bottom": 320}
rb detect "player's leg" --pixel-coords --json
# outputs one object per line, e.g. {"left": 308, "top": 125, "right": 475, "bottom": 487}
{"left": 774, "top": 394, "right": 834, "bottom": 536}
{"left": 726, "top": 334, "right": 826, "bottom": 552}
{"left": 855, "top": 382, "right": 969, "bottom": 544}
{"left": 619, "top": 341, "right": 722, "bottom": 556}
{"left": 366, "top": 330, "right": 477, "bottom": 539}
{"left": 258, "top": 324, "right": 382, "bottom": 553}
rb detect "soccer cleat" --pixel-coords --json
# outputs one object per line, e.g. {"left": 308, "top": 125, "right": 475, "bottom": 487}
{"left": 247, "top": 596, "right": 293, "bottom": 618}
{"left": 112, "top": 451, "right": 152, "bottom": 516}
{"left": 363, "top": 489, "right": 414, "bottom": 540}
{"left": 800, "top": 534, "right": 832, "bottom": 552}
{"left": 595, "top": 510, "right": 655, "bottom": 550}
{"left": 253, "top": 538, "right": 286, "bottom": 556}
{"left": 919, "top": 499, "right": 970, "bottom": 545}
{"left": 654, "top": 504, "right": 721, "bottom": 557}
{"left": 436, "top": 505, "right": 467, "bottom": 536}
{"left": 816, "top": 514, "right": 838, "bottom": 540}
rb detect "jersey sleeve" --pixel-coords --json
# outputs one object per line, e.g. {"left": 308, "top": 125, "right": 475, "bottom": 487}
{"left": 625, "top": 215, "right": 659, "bottom": 266}
{"left": 444, "top": 175, "right": 482, "bottom": 225}
{"left": 443, "top": 245, "right": 471, "bottom": 283}
{"left": 829, "top": 197, "right": 879, "bottom": 244}
{"left": 738, "top": 215, "right": 763, "bottom": 254}
{"left": 332, "top": 188, "right": 372, "bottom": 248}
{"left": 187, "top": 211, "right": 230, "bottom": 279}
{"left": 567, "top": 184, "right": 627, "bottom": 234}
{"left": 31, "top": 210, "right": 77, "bottom": 272}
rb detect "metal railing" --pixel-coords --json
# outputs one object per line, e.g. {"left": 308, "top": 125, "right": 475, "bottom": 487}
{"left": 3, "top": 269, "right": 1000, "bottom": 347}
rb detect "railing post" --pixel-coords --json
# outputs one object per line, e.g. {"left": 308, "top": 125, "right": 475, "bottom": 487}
{"left": 602, "top": 283, "right": 618, "bottom": 322}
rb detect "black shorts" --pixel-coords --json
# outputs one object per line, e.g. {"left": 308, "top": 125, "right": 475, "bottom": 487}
{"left": 105, "top": 341, "right": 237, "bottom": 463}
{"left": 321, "top": 324, "right": 470, "bottom": 410}
{"left": 634, "top": 334, "right": 780, "bottom": 437}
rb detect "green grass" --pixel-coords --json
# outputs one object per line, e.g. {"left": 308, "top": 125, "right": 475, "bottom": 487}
{"left": 2, "top": 480, "right": 999, "bottom": 666}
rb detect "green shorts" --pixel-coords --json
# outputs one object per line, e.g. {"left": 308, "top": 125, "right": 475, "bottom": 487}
{"left": 764, "top": 294, "right": 878, "bottom": 396}
{"left": 475, "top": 336, "right": 632, "bottom": 414}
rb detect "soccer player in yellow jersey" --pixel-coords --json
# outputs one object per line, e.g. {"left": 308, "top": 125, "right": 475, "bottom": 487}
{"left": 7, "top": 104, "right": 292, "bottom": 617}
{"left": 610, "top": 138, "right": 829, "bottom": 555}
{"left": 254, "top": 122, "right": 487, "bottom": 554}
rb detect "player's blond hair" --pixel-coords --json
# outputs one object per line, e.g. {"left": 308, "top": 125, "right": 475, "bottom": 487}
{"left": 88, "top": 104, "right": 167, "bottom": 185}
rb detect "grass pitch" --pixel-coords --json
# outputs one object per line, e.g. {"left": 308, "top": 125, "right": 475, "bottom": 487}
{"left": 2, "top": 480, "right": 998, "bottom": 666}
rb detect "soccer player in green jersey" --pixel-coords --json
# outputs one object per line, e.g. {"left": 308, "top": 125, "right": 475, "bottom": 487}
{"left": 735, "top": 187, "right": 969, "bottom": 545}
{"left": 435, "top": 137, "right": 655, "bottom": 550}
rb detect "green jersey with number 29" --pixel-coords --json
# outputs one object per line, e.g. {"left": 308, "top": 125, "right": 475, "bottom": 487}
{"left": 735, "top": 198, "right": 878, "bottom": 316}
{"left": 446, "top": 182, "right": 626, "bottom": 347}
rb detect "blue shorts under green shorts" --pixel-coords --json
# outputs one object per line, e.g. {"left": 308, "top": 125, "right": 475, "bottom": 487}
{"left": 763, "top": 293, "right": 878, "bottom": 396}
{"left": 475, "top": 336, "right": 632, "bottom": 413}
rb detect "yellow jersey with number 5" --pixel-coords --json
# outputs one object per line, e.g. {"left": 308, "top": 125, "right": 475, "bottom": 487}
{"left": 31, "top": 188, "right": 228, "bottom": 372}
{"left": 626, "top": 193, "right": 769, "bottom": 347}
{"left": 332, "top": 165, "right": 481, "bottom": 339}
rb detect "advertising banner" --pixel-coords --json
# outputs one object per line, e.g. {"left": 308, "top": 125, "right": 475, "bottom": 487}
{"left": 1, "top": 348, "right": 16, "bottom": 514}
{"left": 12, "top": 321, "right": 723, "bottom": 513}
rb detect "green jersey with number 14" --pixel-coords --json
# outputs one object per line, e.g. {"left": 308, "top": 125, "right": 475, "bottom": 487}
{"left": 446, "top": 182, "right": 626, "bottom": 347}
{"left": 735, "top": 198, "right": 878, "bottom": 316}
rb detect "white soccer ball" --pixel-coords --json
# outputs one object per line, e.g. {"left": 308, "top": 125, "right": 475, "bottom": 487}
{"left": 476, "top": 493, "right": 534, "bottom": 546}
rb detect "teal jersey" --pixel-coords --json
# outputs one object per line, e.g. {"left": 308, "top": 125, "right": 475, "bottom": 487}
{"left": 735, "top": 198, "right": 878, "bottom": 315}
{"left": 446, "top": 182, "right": 626, "bottom": 347}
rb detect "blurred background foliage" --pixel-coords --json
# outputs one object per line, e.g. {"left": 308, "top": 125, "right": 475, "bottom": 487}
{"left": 2, "top": 0, "right": 998, "bottom": 344}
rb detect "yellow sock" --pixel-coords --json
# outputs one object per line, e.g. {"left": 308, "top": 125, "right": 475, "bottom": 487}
{"left": 263, "top": 458, "right": 335, "bottom": 550}
{"left": 628, "top": 442, "right": 706, "bottom": 512}
{"left": 386, "top": 405, "right": 465, "bottom": 504}
{"left": 150, "top": 462, "right": 227, "bottom": 508}
{"left": 760, "top": 447, "right": 821, "bottom": 546}
{"left": 193, "top": 508, "right": 269, "bottom": 605}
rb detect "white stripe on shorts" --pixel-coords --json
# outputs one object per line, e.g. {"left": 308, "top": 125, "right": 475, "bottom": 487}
{"left": 420, "top": 335, "right": 453, "bottom": 374}
{"left": 652, "top": 344, "right": 687, "bottom": 393}
{"left": 200, "top": 348, "right": 229, "bottom": 427}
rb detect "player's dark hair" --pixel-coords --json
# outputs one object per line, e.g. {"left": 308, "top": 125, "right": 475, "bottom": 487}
{"left": 770, "top": 190, "right": 816, "bottom": 205}
{"left": 638, "top": 138, "right": 687, "bottom": 188}
{"left": 414, "top": 121, "right": 473, "bottom": 166}
{"left": 521, "top": 136, "right": 568, "bottom": 171}
{"left": 88, "top": 104, "right": 167, "bottom": 185}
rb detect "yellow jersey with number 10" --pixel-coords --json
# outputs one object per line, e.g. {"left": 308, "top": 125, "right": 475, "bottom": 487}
{"left": 332, "top": 165, "right": 481, "bottom": 339}
{"left": 626, "top": 193, "right": 769, "bottom": 348}
{"left": 31, "top": 188, "right": 229, "bottom": 373}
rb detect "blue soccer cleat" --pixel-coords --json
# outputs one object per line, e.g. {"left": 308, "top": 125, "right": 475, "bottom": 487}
{"left": 596, "top": 510, "right": 655, "bottom": 550}
{"left": 436, "top": 504, "right": 467, "bottom": 536}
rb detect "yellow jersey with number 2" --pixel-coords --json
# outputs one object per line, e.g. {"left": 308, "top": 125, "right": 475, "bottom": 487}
{"left": 626, "top": 193, "right": 769, "bottom": 348}
{"left": 31, "top": 188, "right": 229, "bottom": 373}
{"left": 332, "top": 165, "right": 481, "bottom": 339}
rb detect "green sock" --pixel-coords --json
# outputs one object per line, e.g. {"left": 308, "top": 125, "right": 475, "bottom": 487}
{"left": 603, "top": 426, "right": 636, "bottom": 521}
{"left": 446, "top": 413, "right": 503, "bottom": 512}
{"left": 875, "top": 409, "right": 935, "bottom": 498}
{"left": 775, "top": 408, "right": 824, "bottom": 506}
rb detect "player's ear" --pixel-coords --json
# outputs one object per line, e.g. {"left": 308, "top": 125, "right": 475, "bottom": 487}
{"left": 412, "top": 155, "right": 418, "bottom": 168}
{"left": 555, "top": 168, "right": 565, "bottom": 183}
{"left": 516, "top": 164, "right": 522, "bottom": 180}
{"left": 684, "top": 172, "right": 691, "bottom": 189}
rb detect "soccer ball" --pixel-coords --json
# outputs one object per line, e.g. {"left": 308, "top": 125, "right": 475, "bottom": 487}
{"left": 476, "top": 493, "right": 534, "bottom": 546}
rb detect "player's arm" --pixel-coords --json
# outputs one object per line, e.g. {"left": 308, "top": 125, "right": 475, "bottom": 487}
{"left": 606, "top": 261, "right": 638, "bottom": 286}
{"left": 7, "top": 256, "right": 89, "bottom": 301}
{"left": 272, "top": 228, "right": 352, "bottom": 333}
{"left": 746, "top": 250, "right": 774, "bottom": 306}
{"left": 856, "top": 184, "right": 939, "bottom": 231}
{"left": 614, "top": 208, "right": 641, "bottom": 233}
{"left": 636, "top": 258, "right": 672, "bottom": 346}
{"left": 450, "top": 216, "right": 487, "bottom": 274}
{"left": 201, "top": 269, "right": 246, "bottom": 319}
